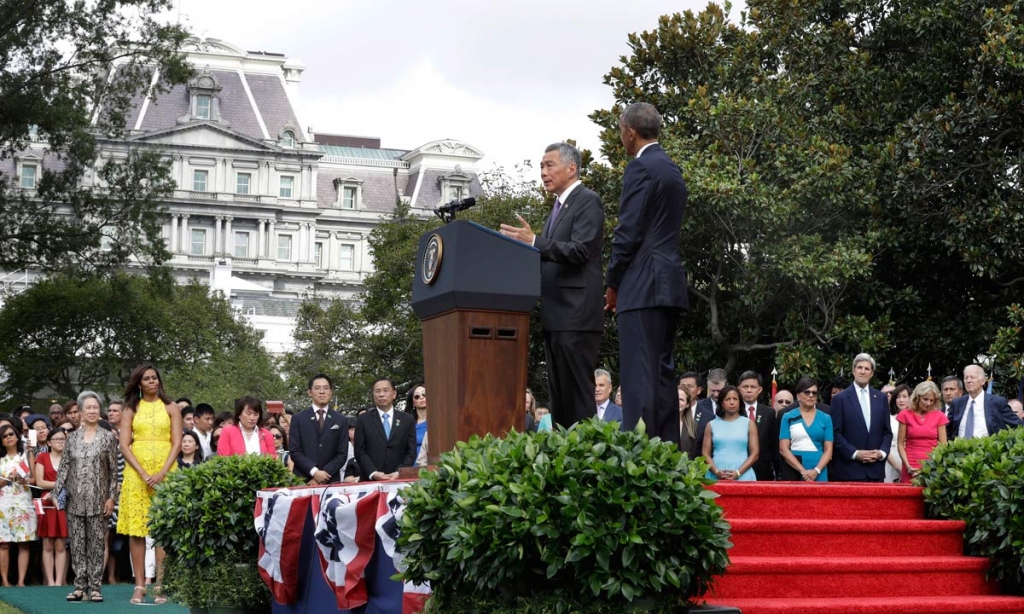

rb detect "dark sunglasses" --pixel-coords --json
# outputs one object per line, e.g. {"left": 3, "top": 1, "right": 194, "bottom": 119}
{"left": 272, "top": 434, "right": 283, "bottom": 440}
{"left": 413, "top": 394, "right": 426, "bottom": 400}
{"left": 801, "top": 390, "right": 819, "bottom": 397}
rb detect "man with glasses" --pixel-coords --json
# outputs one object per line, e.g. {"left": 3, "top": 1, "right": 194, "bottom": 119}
{"left": 354, "top": 377, "right": 416, "bottom": 481}
{"left": 829, "top": 353, "right": 893, "bottom": 482}
{"left": 772, "top": 390, "right": 795, "bottom": 414}
{"left": 288, "top": 374, "right": 349, "bottom": 485}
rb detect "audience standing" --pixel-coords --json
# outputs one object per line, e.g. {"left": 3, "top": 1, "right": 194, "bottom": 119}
{"left": 289, "top": 374, "right": 349, "bottom": 485}
{"left": 940, "top": 375, "right": 964, "bottom": 418}
{"left": 947, "top": 364, "right": 1022, "bottom": 440}
{"left": 0, "top": 423, "right": 36, "bottom": 587}
{"left": 118, "top": 363, "right": 182, "bottom": 605}
{"left": 405, "top": 384, "right": 429, "bottom": 459}
{"left": 738, "top": 371, "right": 778, "bottom": 481}
{"left": 34, "top": 428, "right": 68, "bottom": 586}
{"left": 884, "top": 385, "right": 910, "bottom": 482}
{"left": 830, "top": 354, "right": 893, "bottom": 482}
{"left": 192, "top": 404, "right": 215, "bottom": 459}
{"left": 778, "top": 377, "right": 834, "bottom": 482}
{"left": 217, "top": 397, "right": 275, "bottom": 457}
{"left": 54, "top": 391, "right": 118, "bottom": 602}
{"left": 677, "top": 386, "right": 698, "bottom": 459}
{"left": 896, "top": 381, "right": 949, "bottom": 482}
{"left": 773, "top": 390, "right": 794, "bottom": 414}
{"left": 355, "top": 377, "right": 417, "bottom": 481}
{"left": 177, "top": 432, "right": 204, "bottom": 469}
{"left": 702, "top": 386, "right": 759, "bottom": 481}
{"left": 594, "top": 369, "right": 623, "bottom": 422}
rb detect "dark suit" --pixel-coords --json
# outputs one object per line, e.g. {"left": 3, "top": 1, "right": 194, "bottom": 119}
{"left": 288, "top": 406, "right": 349, "bottom": 483}
{"left": 831, "top": 385, "right": 893, "bottom": 482}
{"left": 606, "top": 143, "right": 688, "bottom": 444}
{"left": 694, "top": 398, "right": 716, "bottom": 455}
{"left": 598, "top": 402, "right": 623, "bottom": 423}
{"left": 354, "top": 408, "right": 416, "bottom": 481}
{"left": 744, "top": 403, "right": 778, "bottom": 481}
{"left": 534, "top": 182, "right": 605, "bottom": 428}
{"left": 946, "top": 393, "right": 1021, "bottom": 440}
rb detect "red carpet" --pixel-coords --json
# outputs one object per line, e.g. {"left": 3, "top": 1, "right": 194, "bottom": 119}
{"left": 703, "top": 482, "right": 1024, "bottom": 614}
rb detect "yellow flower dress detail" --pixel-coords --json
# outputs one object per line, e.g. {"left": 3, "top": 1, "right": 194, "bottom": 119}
{"left": 116, "top": 399, "right": 174, "bottom": 537}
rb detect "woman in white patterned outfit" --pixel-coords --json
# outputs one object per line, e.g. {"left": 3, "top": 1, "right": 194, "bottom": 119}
{"left": 0, "top": 423, "right": 36, "bottom": 586}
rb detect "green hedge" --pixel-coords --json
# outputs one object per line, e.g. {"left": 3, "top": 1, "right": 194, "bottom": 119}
{"left": 397, "top": 419, "right": 731, "bottom": 612}
{"left": 918, "top": 427, "right": 1024, "bottom": 594}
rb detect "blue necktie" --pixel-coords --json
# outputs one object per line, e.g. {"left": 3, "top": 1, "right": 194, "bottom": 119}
{"left": 382, "top": 413, "right": 391, "bottom": 439}
{"left": 962, "top": 400, "right": 975, "bottom": 439}
{"left": 859, "top": 387, "right": 871, "bottom": 430}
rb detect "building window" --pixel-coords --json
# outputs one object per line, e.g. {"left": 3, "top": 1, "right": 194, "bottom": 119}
{"left": 193, "top": 169, "right": 209, "bottom": 191}
{"left": 100, "top": 233, "right": 114, "bottom": 252}
{"left": 341, "top": 186, "right": 357, "bottom": 209}
{"left": 234, "top": 232, "right": 249, "bottom": 258}
{"left": 190, "top": 229, "right": 206, "bottom": 255}
{"left": 20, "top": 164, "right": 36, "bottom": 189}
{"left": 314, "top": 242, "right": 323, "bottom": 268}
{"left": 236, "top": 172, "right": 251, "bottom": 195}
{"left": 277, "top": 234, "right": 292, "bottom": 260}
{"left": 281, "top": 131, "right": 295, "bottom": 147}
{"left": 449, "top": 185, "right": 464, "bottom": 202}
{"left": 196, "top": 94, "right": 212, "bottom": 120}
{"left": 339, "top": 243, "right": 355, "bottom": 271}
{"left": 279, "top": 176, "right": 294, "bottom": 198}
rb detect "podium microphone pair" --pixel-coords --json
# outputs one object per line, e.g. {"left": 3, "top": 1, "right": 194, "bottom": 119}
{"left": 434, "top": 197, "right": 477, "bottom": 223}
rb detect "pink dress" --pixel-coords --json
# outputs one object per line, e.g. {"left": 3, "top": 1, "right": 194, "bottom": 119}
{"left": 896, "top": 409, "right": 950, "bottom": 482}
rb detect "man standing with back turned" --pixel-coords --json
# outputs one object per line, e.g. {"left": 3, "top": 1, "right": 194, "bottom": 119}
{"left": 604, "top": 103, "right": 688, "bottom": 444}
{"left": 501, "top": 142, "right": 605, "bottom": 428}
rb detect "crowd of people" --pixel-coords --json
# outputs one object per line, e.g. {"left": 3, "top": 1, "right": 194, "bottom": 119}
{"left": 2, "top": 352, "right": 1020, "bottom": 600}
{"left": 0, "top": 365, "right": 434, "bottom": 601}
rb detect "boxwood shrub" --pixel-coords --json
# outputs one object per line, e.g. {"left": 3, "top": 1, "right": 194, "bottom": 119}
{"left": 149, "top": 453, "right": 302, "bottom": 610}
{"left": 918, "top": 427, "right": 1024, "bottom": 594}
{"left": 397, "top": 419, "right": 731, "bottom": 612}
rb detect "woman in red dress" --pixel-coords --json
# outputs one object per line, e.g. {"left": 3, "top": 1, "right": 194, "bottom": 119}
{"left": 34, "top": 429, "right": 68, "bottom": 585}
{"left": 896, "top": 380, "right": 949, "bottom": 482}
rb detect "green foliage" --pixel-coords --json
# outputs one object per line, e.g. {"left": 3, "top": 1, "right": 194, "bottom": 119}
{"left": 148, "top": 454, "right": 301, "bottom": 568}
{"left": 586, "top": 0, "right": 1024, "bottom": 384}
{"left": 163, "top": 558, "right": 271, "bottom": 611}
{"left": 0, "top": 0, "right": 192, "bottom": 273}
{"left": 988, "top": 304, "right": 1024, "bottom": 397}
{"left": 918, "top": 428, "right": 1024, "bottom": 594}
{"left": 0, "top": 272, "right": 282, "bottom": 410}
{"left": 397, "top": 420, "right": 730, "bottom": 609}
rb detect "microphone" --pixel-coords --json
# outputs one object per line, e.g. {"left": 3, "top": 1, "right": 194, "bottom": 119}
{"left": 434, "top": 197, "right": 477, "bottom": 222}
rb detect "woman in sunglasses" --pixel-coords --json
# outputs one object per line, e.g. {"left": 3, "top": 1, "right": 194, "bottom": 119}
{"left": 266, "top": 424, "right": 294, "bottom": 472}
{"left": 405, "top": 384, "right": 428, "bottom": 460}
{"left": 778, "top": 377, "right": 834, "bottom": 482}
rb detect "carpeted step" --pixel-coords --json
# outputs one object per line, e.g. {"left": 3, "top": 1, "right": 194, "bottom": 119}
{"left": 711, "top": 556, "right": 998, "bottom": 599}
{"left": 703, "top": 595, "right": 1024, "bottom": 614}
{"left": 728, "top": 518, "right": 967, "bottom": 557}
{"left": 709, "top": 482, "right": 925, "bottom": 519}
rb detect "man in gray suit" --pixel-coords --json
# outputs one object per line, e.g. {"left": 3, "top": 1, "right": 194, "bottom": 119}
{"left": 501, "top": 142, "right": 605, "bottom": 427}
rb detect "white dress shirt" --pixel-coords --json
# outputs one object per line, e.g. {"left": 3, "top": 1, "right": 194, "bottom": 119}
{"left": 636, "top": 142, "right": 659, "bottom": 158}
{"left": 958, "top": 391, "right": 989, "bottom": 438}
{"left": 597, "top": 400, "right": 609, "bottom": 420}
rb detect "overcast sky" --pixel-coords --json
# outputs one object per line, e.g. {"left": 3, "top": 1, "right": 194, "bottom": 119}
{"left": 168, "top": 0, "right": 740, "bottom": 173}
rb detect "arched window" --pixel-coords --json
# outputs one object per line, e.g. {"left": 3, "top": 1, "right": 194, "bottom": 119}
{"left": 281, "top": 131, "right": 295, "bottom": 148}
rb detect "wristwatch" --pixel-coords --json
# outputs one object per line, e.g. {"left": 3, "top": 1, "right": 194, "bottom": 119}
{"left": 812, "top": 467, "right": 821, "bottom": 475}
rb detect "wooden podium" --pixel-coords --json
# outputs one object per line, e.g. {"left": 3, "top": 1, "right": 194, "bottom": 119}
{"left": 411, "top": 221, "right": 540, "bottom": 464}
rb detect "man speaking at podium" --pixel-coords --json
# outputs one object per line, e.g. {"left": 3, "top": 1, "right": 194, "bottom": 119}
{"left": 500, "top": 142, "right": 605, "bottom": 428}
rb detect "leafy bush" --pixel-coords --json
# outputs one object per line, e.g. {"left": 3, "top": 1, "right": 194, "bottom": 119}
{"left": 150, "top": 453, "right": 302, "bottom": 567}
{"left": 149, "top": 454, "right": 301, "bottom": 611}
{"left": 397, "top": 419, "right": 731, "bottom": 611}
{"left": 918, "top": 427, "right": 1024, "bottom": 594}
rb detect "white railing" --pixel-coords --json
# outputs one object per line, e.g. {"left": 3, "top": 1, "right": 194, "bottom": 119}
{"left": 319, "top": 156, "right": 410, "bottom": 169}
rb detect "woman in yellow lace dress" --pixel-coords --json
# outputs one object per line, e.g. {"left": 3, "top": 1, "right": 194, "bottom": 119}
{"left": 117, "top": 363, "right": 182, "bottom": 605}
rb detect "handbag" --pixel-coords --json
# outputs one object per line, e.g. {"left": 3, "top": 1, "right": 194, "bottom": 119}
{"left": 780, "top": 454, "right": 805, "bottom": 481}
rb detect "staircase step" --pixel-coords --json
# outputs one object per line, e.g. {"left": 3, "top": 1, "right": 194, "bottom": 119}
{"left": 728, "top": 519, "right": 967, "bottom": 557}
{"left": 710, "top": 482, "right": 925, "bottom": 519}
{"left": 711, "top": 556, "right": 997, "bottom": 599}
{"left": 703, "top": 596, "right": 1024, "bottom": 614}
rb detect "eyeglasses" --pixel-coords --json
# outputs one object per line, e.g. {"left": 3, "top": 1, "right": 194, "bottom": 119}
{"left": 2, "top": 433, "right": 17, "bottom": 439}
{"left": 801, "top": 390, "right": 819, "bottom": 397}
{"left": 413, "top": 394, "right": 426, "bottom": 400}
{"left": 272, "top": 434, "right": 283, "bottom": 440}
{"left": 49, "top": 437, "right": 66, "bottom": 443}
